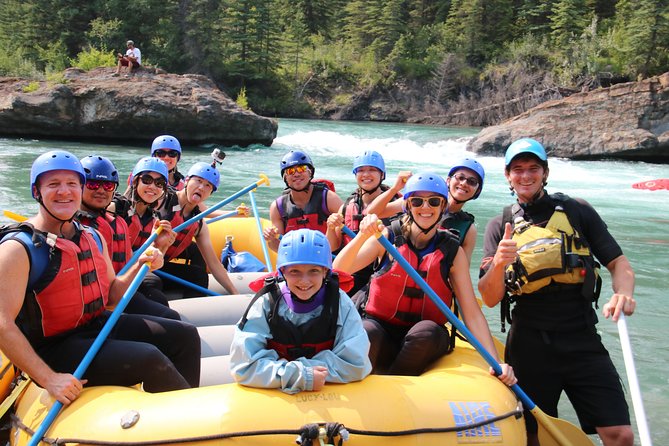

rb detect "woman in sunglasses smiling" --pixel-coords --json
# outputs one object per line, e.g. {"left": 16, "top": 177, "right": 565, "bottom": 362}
{"left": 151, "top": 135, "right": 185, "bottom": 191}
{"left": 333, "top": 172, "right": 514, "bottom": 384}
{"left": 366, "top": 157, "right": 485, "bottom": 264}
{"left": 110, "top": 157, "right": 176, "bottom": 254}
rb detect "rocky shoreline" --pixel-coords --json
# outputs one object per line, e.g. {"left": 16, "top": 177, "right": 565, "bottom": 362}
{"left": 465, "top": 72, "right": 669, "bottom": 163}
{"left": 0, "top": 67, "right": 277, "bottom": 147}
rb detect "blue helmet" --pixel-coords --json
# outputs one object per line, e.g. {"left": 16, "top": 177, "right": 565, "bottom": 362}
{"left": 131, "top": 157, "right": 168, "bottom": 182}
{"left": 505, "top": 138, "right": 547, "bottom": 167}
{"left": 352, "top": 150, "right": 386, "bottom": 179}
{"left": 403, "top": 171, "right": 448, "bottom": 201}
{"left": 277, "top": 229, "right": 332, "bottom": 270}
{"left": 151, "top": 135, "right": 182, "bottom": 160}
{"left": 80, "top": 155, "right": 119, "bottom": 183}
{"left": 448, "top": 157, "right": 485, "bottom": 199}
{"left": 30, "top": 150, "right": 86, "bottom": 199}
{"left": 280, "top": 150, "right": 314, "bottom": 175}
{"left": 186, "top": 162, "right": 220, "bottom": 192}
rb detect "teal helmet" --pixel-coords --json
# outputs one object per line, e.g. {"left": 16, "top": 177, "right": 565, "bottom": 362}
{"left": 277, "top": 229, "right": 332, "bottom": 270}
{"left": 280, "top": 150, "right": 314, "bottom": 175}
{"left": 80, "top": 155, "right": 119, "bottom": 184}
{"left": 352, "top": 150, "right": 385, "bottom": 180}
{"left": 505, "top": 138, "right": 547, "bottom": 168}
{"left": 30, "top": 150, "right": 86, "bottom": 199}
{"left": 402, "top": 171, "right": 448, "bottom": 201}
{"left": 448, "top": 158, "right": 485, "bottom": 199}
{"left": 187, "top": 162, "right": 220, "bottom": 192}
{"left": 151, "top": 135, "right": 182, "bottom": 160}
{"left": 131, "top": 157, "right": 168, "bottom": 182}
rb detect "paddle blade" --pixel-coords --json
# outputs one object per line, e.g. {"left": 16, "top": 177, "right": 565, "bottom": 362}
{"left": 3, "top": 210, "right": 28, "bottom": 222}
{"left": 533, "top": 407, "right": 594, "bottom": 446}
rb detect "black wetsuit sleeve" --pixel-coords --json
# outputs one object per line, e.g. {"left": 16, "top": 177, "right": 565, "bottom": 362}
{"left": 479, "top": 214, "right": 504, "bottom": 278}
{"left": 570, "top": 198, "right": 623, "bottom": 266}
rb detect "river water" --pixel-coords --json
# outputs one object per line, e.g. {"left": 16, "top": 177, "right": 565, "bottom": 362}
{"left": 1, "top": 118, "right": 667, "bottom": 445}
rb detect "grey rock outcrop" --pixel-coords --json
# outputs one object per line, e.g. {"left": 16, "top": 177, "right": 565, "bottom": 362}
{"left": 0, "top": 67, "right": 277, "bottom": 147}
{"left": 467, "top": 72, "right": 669, "bottom": 163}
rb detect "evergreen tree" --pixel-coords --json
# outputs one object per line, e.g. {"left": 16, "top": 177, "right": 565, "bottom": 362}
{"left": 550, "top": 0, "right": 591, "bottom": 48}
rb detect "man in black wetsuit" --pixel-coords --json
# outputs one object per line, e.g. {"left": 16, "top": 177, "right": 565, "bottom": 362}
{"left": 478, "top": 138, "right": 636, "bottom": 446}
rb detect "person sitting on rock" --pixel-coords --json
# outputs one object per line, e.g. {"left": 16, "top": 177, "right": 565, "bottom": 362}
{"left": 114, "top": 40, "right": 141, "bottom": 77}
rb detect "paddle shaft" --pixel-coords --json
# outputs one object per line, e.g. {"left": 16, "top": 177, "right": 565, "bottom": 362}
{"left": 617, "top": 314, "right": 652, "bottom": 445}
{"left": 248, "top": 190, "right": 273, "bottom": 272}
{"left": 341, "top": 225, "right": 580, "bottom": 445}
{"left": 119, "top": 175, "right": 269, "bottom": 276}
{"left": 27, "top": 262, "right": 151, "bottom": 446}
{"left": 204, "top": 210, "right": 239, "bottom": 225}
{"left": 154, "top": 270, "right": 219, "bottom": 297}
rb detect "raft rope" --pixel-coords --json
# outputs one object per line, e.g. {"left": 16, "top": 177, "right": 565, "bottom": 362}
{"left": 10, "top": 407, "right": 522, "bottom": 445}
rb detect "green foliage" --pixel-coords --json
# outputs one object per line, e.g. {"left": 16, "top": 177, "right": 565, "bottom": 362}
{"left": 70, "top": 47, "right": 116, "bottom": 71}
{"left": 0, "top": 0, "right": 666, "bottom": 116}
{"left": 22, "top": 81, "right": 40, "bottom": 93}
{"left": 236, "top": 86, "right": 251, "bottom": 110}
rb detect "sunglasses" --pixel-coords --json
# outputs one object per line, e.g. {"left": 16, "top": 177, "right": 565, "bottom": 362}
{"left": 154, "top": 149, "right": 180, "bottom": 158}
{"left": 284, "top": 165, "right": 309, "bottom": 176}
{"left": 85, "top": 180, "right": 117, "bottom": 192}
{"left": 139, "top": 174, "right": 167, "bottom": 189}
{"left": 452, "top": 174, "right": 480, "bottom": 187}
{"left": 409, "top": 196, "right": 444, "bottom": 208}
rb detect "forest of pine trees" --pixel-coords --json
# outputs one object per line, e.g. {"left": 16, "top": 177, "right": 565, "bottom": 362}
{"left": 1, "top": 0, "right": 667, "bottom": 123}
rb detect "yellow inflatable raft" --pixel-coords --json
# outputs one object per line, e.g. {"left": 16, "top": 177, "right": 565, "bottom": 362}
{"left": 5, "top": 216, "right": 528, "bottom": 446}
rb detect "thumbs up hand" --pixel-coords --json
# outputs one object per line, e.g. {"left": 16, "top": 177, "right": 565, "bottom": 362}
{"left": 493, "top": 222, "right": 518, "bottom": 268}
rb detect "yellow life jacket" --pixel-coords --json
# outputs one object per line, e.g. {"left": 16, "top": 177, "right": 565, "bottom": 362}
{"left": 505, "top": 204, "right": 601, "bottom": 296}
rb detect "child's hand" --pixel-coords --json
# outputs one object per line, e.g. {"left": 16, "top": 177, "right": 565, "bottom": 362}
{"left": 312, "top": 366, "right": 328, "bottom": 391}
{"left": 327, "top": 213, "right": 344, "bottom": 231}
{"left": 391, "top": 171, "right": 412, "bottom": 193}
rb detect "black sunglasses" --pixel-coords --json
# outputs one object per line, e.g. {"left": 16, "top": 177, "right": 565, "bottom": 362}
{"left": 409, "top": 196, "right": 443, "bottom": 208}
{"left": 139, "top": 174, "right": 167, "bottom": 189}
{"left": 154, "top": 149, "right": 179, "bottom": 158}
{"left": 452, "top": 173, "right": 480, "bottom": 187}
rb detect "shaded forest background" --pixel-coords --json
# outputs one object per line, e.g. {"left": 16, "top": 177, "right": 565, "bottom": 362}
{"left": 1, "top": 0, "right": 668, "bottom": 125}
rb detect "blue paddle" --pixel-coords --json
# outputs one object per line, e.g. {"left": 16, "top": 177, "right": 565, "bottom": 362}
{"left": 340, "top": 225, "right": 592, "bottom": 446}
{"left": 154, "top": 270, "right": 219, "bottom": 297}
{"left": 248, "top": 190, "right": 273, "bottom": 272}
{"left": 204, "top": 210, "right": 241, "bottom": 225}
{"left": 27, "top": 256, "right": 154, "bottom": 446}
{"left": 118, "top": 174, "right": 270, "bottom": 275}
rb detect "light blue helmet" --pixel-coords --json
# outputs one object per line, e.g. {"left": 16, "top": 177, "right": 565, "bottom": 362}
{"left": 131, "top": 157, "right": 168, "bottom": 182}
{"left": 186, "top": 162, "right": 220, "bottom": 191}
{"left": 505, "top": 138, "right": 547, "bottom": 168}
{"left": 352, "top": 150, "right": 386, "bottom": 180}
{"left": 30, "top": 150, "right": 86, "bottom": 198}
{"left": 448, "top": 158, "right": 485, "bottom": 199}
{"left": 280, "top": 150, "right": 314, "bottom": 175}
{"left": 80, "top": 155, "right": 119, "bottom": 183}
{"left": 277, "top": 229, "right": 332, "bottom": 270}
{"left": 151, "top": 135, "right": 182, "bottom": 160}
{"left": 402, "top": 171, "right": 448, "bottom": 201}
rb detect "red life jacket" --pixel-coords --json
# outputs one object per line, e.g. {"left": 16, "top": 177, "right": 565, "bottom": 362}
{"left": 112, "top": 195, "right": 156, "bottom": 251}
{"left": 10, "top": 223, "right": 110, "bottom": 341}
{"left": 239, "top": 275, "right": 340, "bottom": 361}
{"left": 158, "top": 191, "right": 202, "bottom": 261}
{"left": 342, "top": 185, "right": 399, "bottom": 244}
{"left": 366, "top": 223, "right": 459, "bottom": 326}
{"left": 77, "top": 210, "right": 132, "bottom": 273}
{"left": 276, "top": 182, "right": 330, "bottom": 234}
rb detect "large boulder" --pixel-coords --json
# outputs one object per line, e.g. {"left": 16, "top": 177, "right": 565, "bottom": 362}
{"left": 0, "top": 67, "right": 277, "bottom": 147}
{"left": 467, "top": 72, "right": 669, "bottom": 162}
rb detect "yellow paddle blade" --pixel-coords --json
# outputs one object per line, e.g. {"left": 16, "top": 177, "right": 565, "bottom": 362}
{"left": 3, "top": 210, "right": 28, "bottom": 222}
{"left": 533, "top": 407, "right": 594, "bottom": 445}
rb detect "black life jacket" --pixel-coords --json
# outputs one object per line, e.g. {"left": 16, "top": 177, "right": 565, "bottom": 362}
{"left": 238, "top": 275, "right": 340, "bottom": 361}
